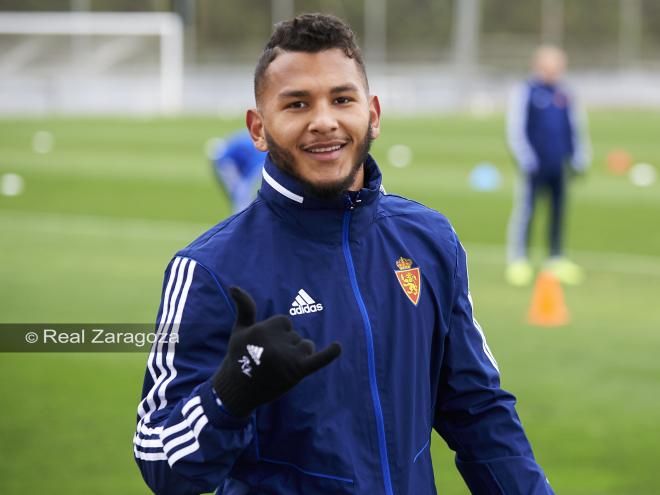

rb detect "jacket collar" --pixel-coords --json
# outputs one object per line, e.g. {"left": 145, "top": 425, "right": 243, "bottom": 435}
{"left": 257, "top": 153, "right": 384, "bottom": 243}
{"left": 530, "top": 78, "right": 559, "bottom": 91}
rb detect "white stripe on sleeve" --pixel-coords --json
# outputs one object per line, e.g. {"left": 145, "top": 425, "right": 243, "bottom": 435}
{"left": 138, "top": 257, "right": 183, "bottom": 418}
{"left": 138, "top": 257, "right": 189, "bottom": 421}
{"left": 160, "top": 419, "right": 189, "bottom": 440}
{"left": 164, "top": 430, "right": 195, "bottom": 454}
{"left": 181, "top": 395, "right": 201, "bottom": 416}
{"left": 134, "top": 448, "right": 168, "bottom": 461}
{"left": 507, "top": 83, "right": 537, "bottom": 171}
{"left": 185, "top": 405, "right": 204, "bottom": 426}
{"left": 156, "top": 259, "right": 197, "bottom": 409}
{"left": 462, "top": 244, "right": 500, "bottom": 373}
{"left": 134, "top": 257, "right": 201, "bottom": 461}
{"left": 136, "top": 393, "right": 210, "bottom": 463}
{"left": 467, "top": 292, "right": 500, "bottom": 373}
{"left": 135, "top": 439, "right": 162, "bottom": 449}
{"left": 167, "top": 440, "right": 201, "bottom": 467}
{"left": 192, "top": 415, "right": 208, "bottom": 438}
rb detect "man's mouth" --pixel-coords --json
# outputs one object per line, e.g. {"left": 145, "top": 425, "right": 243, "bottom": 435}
{"left": 307, "top": 144, "right": 342, "bottom": 153}
{"left": 301, "top": 141, "right": 349, "bottom": 161}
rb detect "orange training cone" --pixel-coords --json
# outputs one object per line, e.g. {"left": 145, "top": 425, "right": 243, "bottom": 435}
{"left": 526, "top": 270, "right": 569, "bottom": 326}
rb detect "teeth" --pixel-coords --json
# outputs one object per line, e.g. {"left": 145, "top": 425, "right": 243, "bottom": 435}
{"left": 308, "top": 145, "right": 342, "bottom": 153}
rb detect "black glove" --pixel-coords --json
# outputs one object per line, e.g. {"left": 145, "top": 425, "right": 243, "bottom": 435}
{"left": 212, "top": 287, "right": 341, "bottom": 418}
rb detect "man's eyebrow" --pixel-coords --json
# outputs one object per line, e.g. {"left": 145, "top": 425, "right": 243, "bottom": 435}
{"left": 277, "top": 84, "right": 360, "bottom": 99}
{"left": 278, "top": 89, "right": 310, "bottom": 99}
{"left": 331, "top": 84, "right": 359, "bottom": 93}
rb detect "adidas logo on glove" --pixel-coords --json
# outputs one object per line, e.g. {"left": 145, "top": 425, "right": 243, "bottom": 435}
{"left": 247, "top": 344, "right": 263, "bottom": 365}
{"left": 289, "top": 289, "right": 324, "bottom": 316}
{"left": 239, "top": 344, "right": 264, "bottom": 377}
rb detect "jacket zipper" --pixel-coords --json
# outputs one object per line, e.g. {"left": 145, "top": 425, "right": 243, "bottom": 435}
{"left": 342, "top": 209, "right": 394, "bottom": 495}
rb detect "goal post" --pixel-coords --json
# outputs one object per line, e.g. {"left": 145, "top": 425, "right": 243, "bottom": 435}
{"left": 0, "top": 12, "right": 183, "bottom": 115}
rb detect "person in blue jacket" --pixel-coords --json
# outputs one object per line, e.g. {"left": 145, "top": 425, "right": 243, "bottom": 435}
{"left": 506, "top": 45, "right": 591, "bottom": 286}
{"left": 134, "top": 14, "right": 555, "bottom": 495}
{"left": 209, "top": 130, "right": 267, "bottom": 214}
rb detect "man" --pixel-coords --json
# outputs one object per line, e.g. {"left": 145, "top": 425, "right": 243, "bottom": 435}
{"left": 506, "top": 45, "right": 591, "bottom": 286}
{"left": 134, "top": 14, "right": 554, "bottom": 494}
{"left": 209, "top": 130, "right": 266, "bottom": 214}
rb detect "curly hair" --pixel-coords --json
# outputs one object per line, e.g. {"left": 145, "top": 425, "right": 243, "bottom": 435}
{"left": 254, "top": 13, "right": 367, "bottom": 102}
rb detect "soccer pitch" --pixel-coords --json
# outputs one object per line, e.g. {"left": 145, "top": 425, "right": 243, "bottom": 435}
{"left": 0, "top": 112, "right": 659, "bottom": 494}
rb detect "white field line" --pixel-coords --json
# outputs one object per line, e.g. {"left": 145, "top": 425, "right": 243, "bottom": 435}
{"left": 464, "top": 243, "right": 660, "bottom": 277}
{"left": 1, "top": 209, "right": 660, "bottom": 277}
{"left": 0, "top": 209, "right": 210, "bottom": 242}
{"left": 0, "top": 160, "right": 210, "bottom": 184}
{"left": 4, "top": 158, "right": 660, "bottom": 204}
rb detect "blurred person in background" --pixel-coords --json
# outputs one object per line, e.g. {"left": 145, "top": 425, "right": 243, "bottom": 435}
{"left": 506, "top": 45, "right": 591, "bottom": 286}
{"left": 209, "top": 130, "right": 267, "bottom": 213}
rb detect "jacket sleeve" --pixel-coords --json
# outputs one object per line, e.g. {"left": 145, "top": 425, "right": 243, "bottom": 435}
{"left": 507, "top": 83, "right": 539, "bottom": 174}
{"left": 133, "top": 256, "right": 254, "bottom": 495}
{"left": 433, "top": 238, "right": 554, "bottom": 494}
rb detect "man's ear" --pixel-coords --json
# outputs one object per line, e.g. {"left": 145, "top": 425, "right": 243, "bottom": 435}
{"left": 246, "top": 109, "right": 268, "bottom": 151}
{"left": 368, "top": 95, "right": 381, "bottom": 140}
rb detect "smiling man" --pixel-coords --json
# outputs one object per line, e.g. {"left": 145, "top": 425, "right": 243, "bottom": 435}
{"left": 247, "top": 32, "right": 377, "bottom": 199}
{"left": 134, "top": 14, "right": 554, "bottom": 495}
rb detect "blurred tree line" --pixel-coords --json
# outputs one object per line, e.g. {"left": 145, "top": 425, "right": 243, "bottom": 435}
{"left": 1, "top": 0, "right": 659, "bottom": 67}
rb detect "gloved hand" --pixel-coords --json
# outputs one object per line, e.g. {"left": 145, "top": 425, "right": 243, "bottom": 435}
{"left": 212, "top": 287, "right": 341, "bottom": 418}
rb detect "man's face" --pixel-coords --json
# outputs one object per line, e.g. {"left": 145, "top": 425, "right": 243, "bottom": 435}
{"left": 534, "top": 48, "right": 566, "bottom": 84}
{"left": 247, "top": 48, "right": 381, "bottom": 197}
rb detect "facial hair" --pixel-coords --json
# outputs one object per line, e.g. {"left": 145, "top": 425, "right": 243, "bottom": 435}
{"left": 265, "top": 123, "right": 373, "bottom": 200}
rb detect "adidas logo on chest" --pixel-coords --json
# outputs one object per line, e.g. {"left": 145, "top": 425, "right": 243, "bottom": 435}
{"left": 289, "top": 289, "right": 324, "bottom": 316}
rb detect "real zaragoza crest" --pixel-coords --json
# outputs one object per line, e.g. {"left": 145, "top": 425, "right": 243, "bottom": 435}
{"left": 394, "top": 257, "right": 421, "bottom": 305}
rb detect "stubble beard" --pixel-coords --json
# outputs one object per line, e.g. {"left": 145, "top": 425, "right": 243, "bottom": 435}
{"left": 265, "top": 123, "right": 373, "bottom": 200}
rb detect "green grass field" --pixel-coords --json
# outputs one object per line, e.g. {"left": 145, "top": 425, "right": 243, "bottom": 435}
{"left": 1, "top": 112, "right": 659, "bottom": 494}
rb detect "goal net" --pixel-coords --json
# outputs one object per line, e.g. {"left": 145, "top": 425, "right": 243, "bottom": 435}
{"left": 0, "top": 12, "right": 183, "bottom": 115}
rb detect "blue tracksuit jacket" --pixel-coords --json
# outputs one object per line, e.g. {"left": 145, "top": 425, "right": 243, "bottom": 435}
{"left": 134, "top": 155, "right": 554, "bottom": 494}
{"left": 507, "top": 78, "right": 589, "bottom": 176}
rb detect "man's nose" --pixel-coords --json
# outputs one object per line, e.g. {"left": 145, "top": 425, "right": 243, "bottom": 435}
{"left": 308, "top": 102, "right": 339, "bottom": 134}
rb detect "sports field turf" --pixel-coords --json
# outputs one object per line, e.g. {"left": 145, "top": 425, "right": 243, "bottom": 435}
{"left": 0, "top": 112, "right": 659, "bottom": 494}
